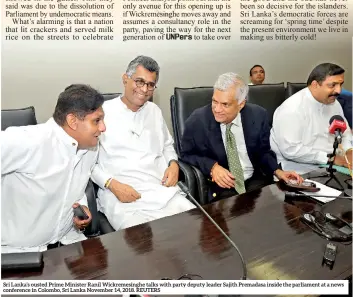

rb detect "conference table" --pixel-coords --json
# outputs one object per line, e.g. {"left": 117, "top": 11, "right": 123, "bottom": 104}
{"left": 2, "top": 170, "right": 352, "bottom": 288}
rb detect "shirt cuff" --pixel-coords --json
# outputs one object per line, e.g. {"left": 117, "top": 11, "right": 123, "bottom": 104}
{"left": 164, "top": 152, "right": 178, "bottom": 165}
{"left": 315, "top": 151, "right": 329, "bottom": 164}
{"left": 91, "top": 166, "right": 112, "bottom": 189}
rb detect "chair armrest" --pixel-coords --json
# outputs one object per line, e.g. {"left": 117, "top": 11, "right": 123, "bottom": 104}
{"left": 191, "top": 166, "right": 209, "bottom": 205}
{"left": 84, "top": 179, "right": 100, "bottom": 238}
{"left": 178, "top": 160, "right": 197, "bottom": 201}
{"left": 97, "top": 212, "right": 116, "bottom": 234}
{"left": 85, "top": 179, "right": 116, "bottom": 236}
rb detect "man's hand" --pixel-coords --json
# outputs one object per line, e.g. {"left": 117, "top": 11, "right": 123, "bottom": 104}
{"left": 333, "top": 155, "right": 348, "bottom": 167}
{"left": 274, "top": 169, "right": 303, "bottom": 184}
{"left": 345, "top": 149, "right": 352, "bottom": 172}
{"left": 162, "top": 161, "right": 179, "bottom": 187}
{"left": 108, "top": 179, "right": 141, "bottom": 203}
{"left": 72, "top": 203, "right": 92, "bottom": 231}
{"left": 212, "top": 163, "right": 235, "bottom": 189}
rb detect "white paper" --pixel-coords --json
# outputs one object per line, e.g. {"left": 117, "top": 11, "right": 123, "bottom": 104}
{"left": 300, "top": 179, "right": 342, "bottom": 204}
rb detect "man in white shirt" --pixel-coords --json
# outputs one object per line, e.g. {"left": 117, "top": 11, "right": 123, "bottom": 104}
{"left": 1, "top": 84, "right": 106, "bottom": 253}
{"left": 249, "top": 65, "right": 265, "bottom": 85}
{"left": 92, "top": 55, "right": 195, "bottom": 230}
{"left": 270, "top": 63, "right": 353, "bottom": 174}
{"left": 181, "top": 73, "right": 303, "bottom": 202}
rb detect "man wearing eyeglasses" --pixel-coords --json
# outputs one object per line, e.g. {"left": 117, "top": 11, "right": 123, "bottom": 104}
{"left": 91, "top": 55, "right": 195, "bottom": 230}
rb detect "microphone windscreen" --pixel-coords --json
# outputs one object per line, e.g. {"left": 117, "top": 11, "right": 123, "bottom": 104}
{"left": 329, "top": 115, "right": 344, "bottom": 124}
{"left": 329, "top": 116, "right": 347, "bottom": 135}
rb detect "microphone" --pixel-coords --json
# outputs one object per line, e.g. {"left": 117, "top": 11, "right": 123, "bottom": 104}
{"left": 285, "top": 192, "right": 352, "bottom": 199}
{"left": 329, "top": 115, "right": 347, "bottom": 144}
{"left": 301, "top": 213, "right": 352, "bottom": 242}
{"left": 177, "top": 181, "right": 247, "bottom": 280}
{"left": 301, "top": 214, "right": 334, "bottom": 240}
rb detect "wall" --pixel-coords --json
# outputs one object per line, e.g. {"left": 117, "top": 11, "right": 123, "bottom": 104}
{"left": 2, "top": 0, "right": 352, "bottom": 133}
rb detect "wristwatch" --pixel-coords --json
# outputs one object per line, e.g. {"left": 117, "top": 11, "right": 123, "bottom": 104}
{"left": 104, "top": 177, "right": 113, "bottom": 188}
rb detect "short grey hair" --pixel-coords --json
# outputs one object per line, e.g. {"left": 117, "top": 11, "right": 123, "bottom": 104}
{"left": 126, "top": 55, "right": 160, "bottom": 83}
{"left": 214, "top": 72, "right": 249, "bottom": 104}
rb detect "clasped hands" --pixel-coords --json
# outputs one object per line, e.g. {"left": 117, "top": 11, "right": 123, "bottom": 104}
{"left": 108, "top": 161, "right": 179, "bottom": 203}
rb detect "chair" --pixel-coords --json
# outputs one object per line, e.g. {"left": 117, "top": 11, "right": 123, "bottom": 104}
{"left": 171, "top": 87, "right": 214, "bottom": 156}
{"left": 84, "top": 179, "right": 115, "bottom": 236}
{"left": 102, "top": 93, "right": 122, "bottom": 101}
{"left": 1, "top": 106, "right": 37, "bottom": 131}
{"left": 247, "top": 83, "right": 286, "bottom": 126}
{"left": 171, "top": 87, "right": 214, "bottom": 205}
{"left": 285, "top": 82, "right": 306, "bottom": 98}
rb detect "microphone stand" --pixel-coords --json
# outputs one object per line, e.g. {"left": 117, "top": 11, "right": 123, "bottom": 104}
{"left": 308, "top": 136, "right": 345, "bottom": 191}
{"left": 285, "top": 192, "right": 352, "bottom": 199}
{"left": 177, "top": 182, "right": 247, "bottom": 280}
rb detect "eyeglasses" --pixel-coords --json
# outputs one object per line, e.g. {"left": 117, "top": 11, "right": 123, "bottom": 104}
{"left": 130, "top": 77, "right": 157, "bottom": 91}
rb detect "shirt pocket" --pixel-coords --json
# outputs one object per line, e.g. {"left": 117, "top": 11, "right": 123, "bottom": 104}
{"left": 140, "top": 129, "right": 163, "bottom": 156}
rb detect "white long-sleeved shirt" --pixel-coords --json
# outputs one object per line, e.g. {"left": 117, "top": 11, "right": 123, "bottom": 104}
{"left": 1, "top": 118, "right": 98, "bottom": 253}
{"left": 270, "top": 87, "right": 352, "bottom": 174}
{"left": 92, "top": 97, "right": 180, "bottom": 225}
{"left": 220, "top": 113, "right": 254, "bottom": 180}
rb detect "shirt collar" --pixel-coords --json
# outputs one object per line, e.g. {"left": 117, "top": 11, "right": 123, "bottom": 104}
{"left": 220, "top": 113, "right": 241, "bottom": 128}
{"left": 48, "top": 118, "right": 82, "bottom": 154}
{"left": 306, "top": 87, "right": 326, "bottom": 110}
{"left": 233, "top": 113, "right": 241, "bottom": 126}
{"left": 118, "top": 96, "right": 148, "bottom": 113}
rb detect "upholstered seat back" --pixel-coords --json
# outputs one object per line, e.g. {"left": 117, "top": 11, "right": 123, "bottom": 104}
{"left": 1, "top": 106, "right": 37, "bottom": 131}
{"left": 171, "top": 87, "right": 213, "bottom": 156}
{"left": 102, "top": 93, "right": 122, "bottom": 101}
{"left": 247, "top": 83, "right": 286, "bottom": 126}
{"left": 285, "top": 82, "right": 306, "bottom": 98}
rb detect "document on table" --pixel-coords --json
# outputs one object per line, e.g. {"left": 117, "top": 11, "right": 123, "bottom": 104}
{"left": 300, "top": 179, "right": 342, "bottom": 204}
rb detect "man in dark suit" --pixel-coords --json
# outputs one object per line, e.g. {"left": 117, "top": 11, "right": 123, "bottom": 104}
{"left": 181, "top": 72, "right": 302, "bottom": 202}
{"left": 337, "top": 89, "right": 352, "bottom": 129}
